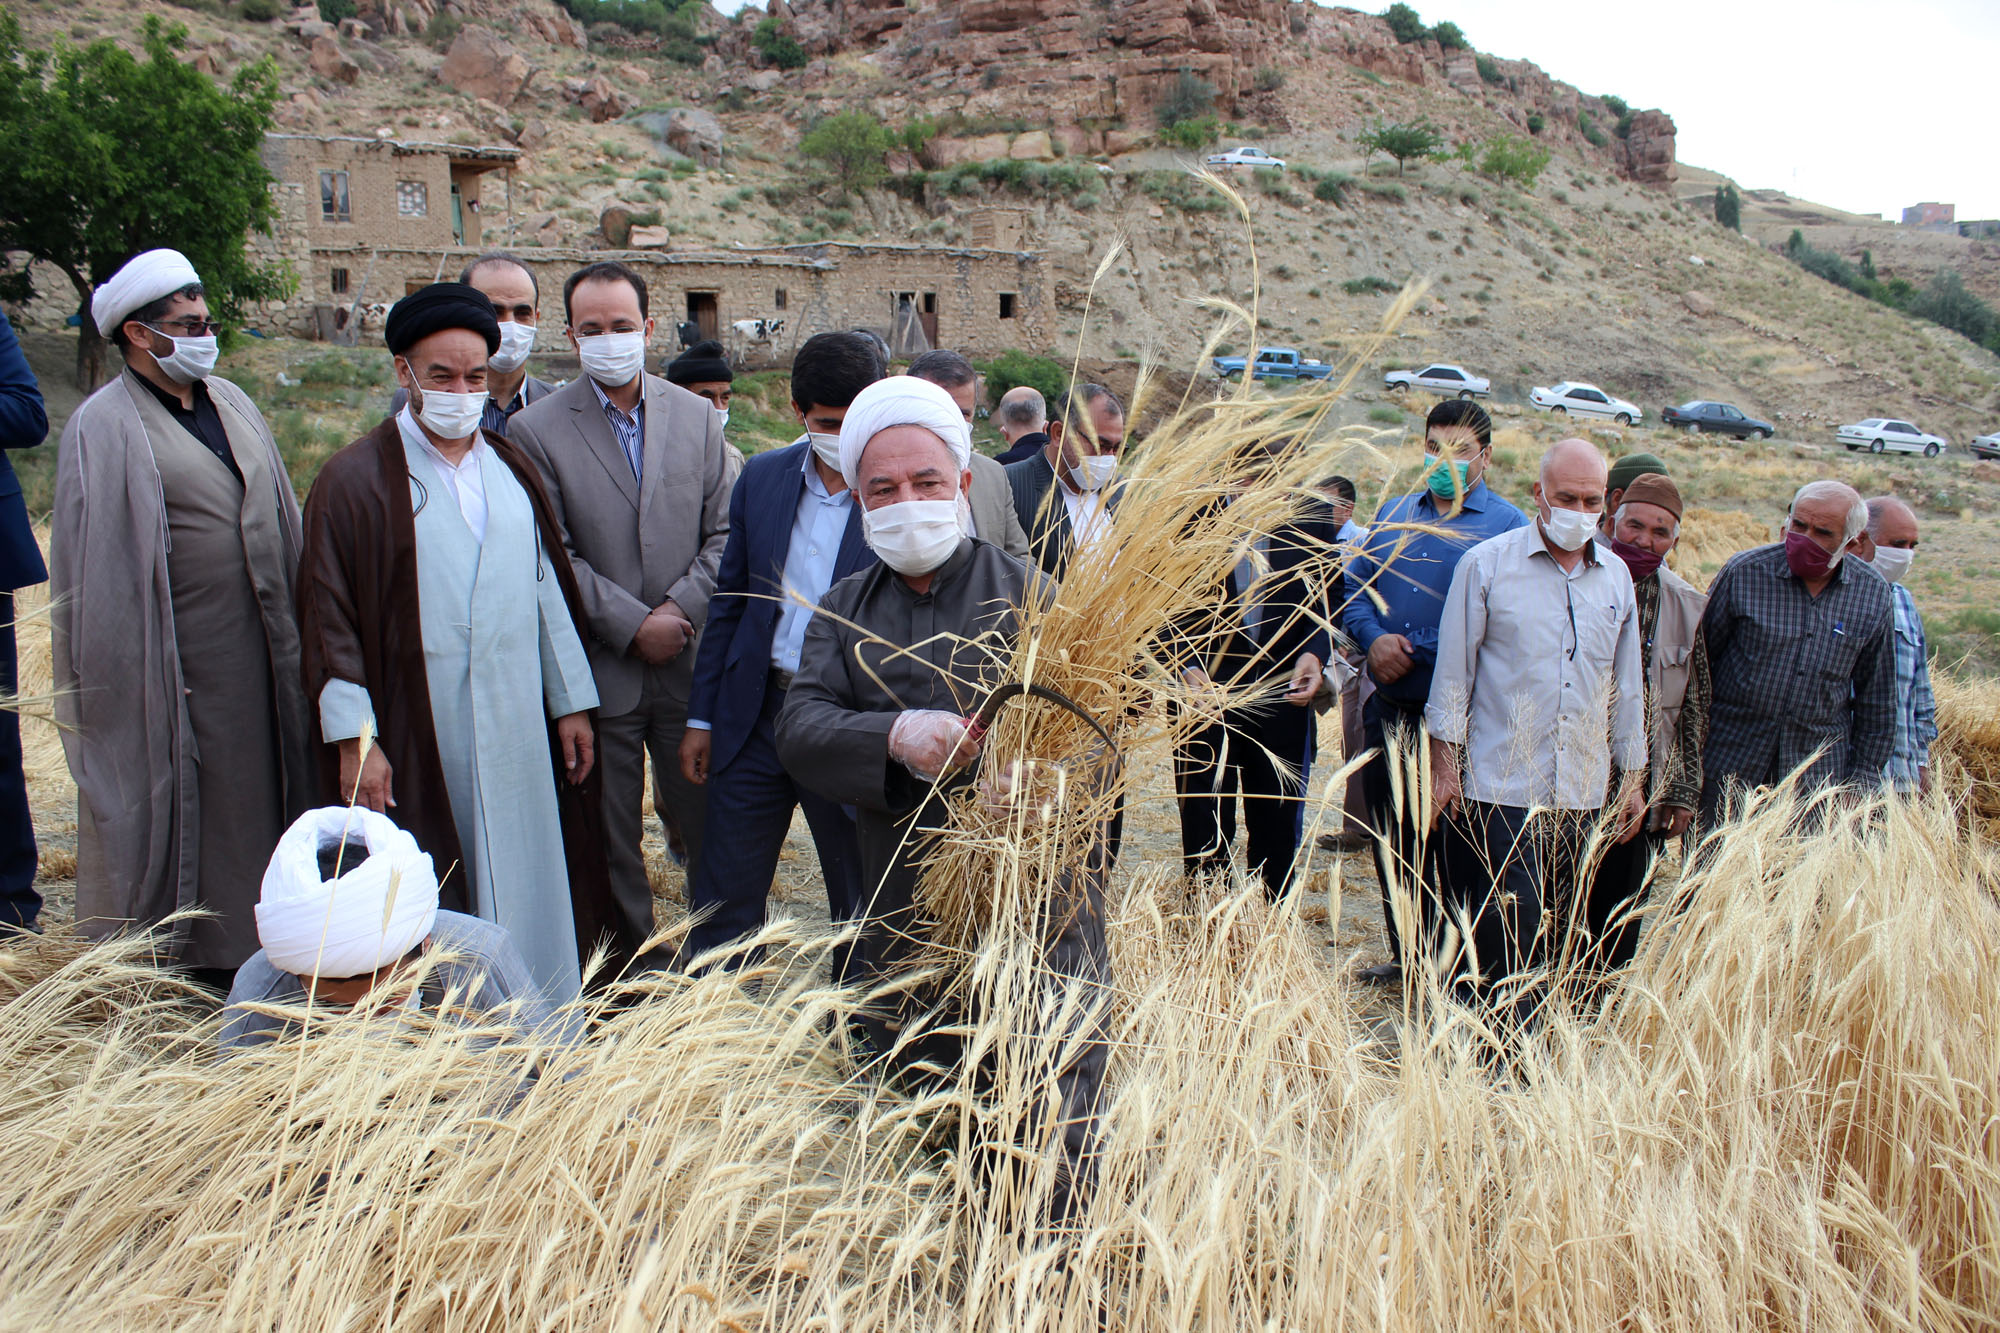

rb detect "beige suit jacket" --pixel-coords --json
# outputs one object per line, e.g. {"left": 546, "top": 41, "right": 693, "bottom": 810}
{"left": 509, "top": 372, "right": 739, "bottom": 715}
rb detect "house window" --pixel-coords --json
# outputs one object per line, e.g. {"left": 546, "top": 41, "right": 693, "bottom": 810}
{"left": 396, "top": 180, "right": 429, "bottom": 217}
{"left": 320, "top": 170, "right": 350, "bottom": 222}
{"left": 774, "top": 287, "right": 787, "bottom": 310}
{"left": 330, "top": 267, "right": 350, "bottom": 296}
{"left": 998, "top": 293, "right": 1017, "bottom": 319}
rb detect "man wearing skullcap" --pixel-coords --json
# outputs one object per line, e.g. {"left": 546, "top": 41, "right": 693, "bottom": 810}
{"left": 509, "top": 262, "right": 737, "bottom": 959}
{"left": 390, "top": 253, "right": 554, "bottom": 438}
{"left": 664, "top": 338, "right": 734, "bottom": 416}
{"left": 51, "top": 249, "right": 314, "bottom": 989}
{"left": 296, "top": 282, "right": 623, "bottom": 1001}
{"left": 776, "top": 376, "right": 1110, "bottom": 1226}
{"left": 1583, "top": 470, "right": 1710, "bottom": 979}
{"left": 220, "top": 807, "right": 560, "bottom": 1050}
{"left": 1604, "top": 451, "right": 1669, "bottom": 518}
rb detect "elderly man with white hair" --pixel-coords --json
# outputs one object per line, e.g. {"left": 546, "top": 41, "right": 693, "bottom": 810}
{"left": 51, "top": 249, "right": 314, "bottom": 991}
{"left": 1698, "top": 478, "right": 1895, "bottom": 825}
{"left": 220, "top": 807, "right": 558, "bottom": 1051}
{"left": 776, "top": 375, "right": 1108, "bottom": 1225}
{"left": 1425, "top": 438, "right": 1645, "bottom": 1019}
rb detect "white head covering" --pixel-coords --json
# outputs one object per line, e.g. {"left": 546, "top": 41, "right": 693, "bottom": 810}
{"left": 90, "top": 249, "right": 202, "bottom": 337}
{"left": 836, "top": 375, "right": 973, "bottom": 488}
{"left": 255, "top": 807, "right": 440, "bottom": 981}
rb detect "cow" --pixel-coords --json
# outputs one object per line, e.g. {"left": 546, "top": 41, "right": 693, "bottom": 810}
{"left": 729, "top": 317, "right": 785, "bottom": 343}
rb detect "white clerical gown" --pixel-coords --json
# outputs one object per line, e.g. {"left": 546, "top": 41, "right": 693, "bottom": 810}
{"left": 321, "top": 410, "right": 598, "bottom": 999}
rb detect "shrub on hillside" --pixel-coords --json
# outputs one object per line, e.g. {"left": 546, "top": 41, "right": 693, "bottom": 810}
{"left": 1577, "top": 111, "right": 1608, "bottom": 147}
{"left": 1713, "top": 183, "right": 1741, "bottom": 231}
{"left": 1252, "top": 66, "right": 1285, "bottom": 93}
{"left": 1525, "top": 111, "right": 1545, "bottom": 135}
{"left": 1475, "top": 53, "right": 1504, "bottom": 85}
{"left": 752, "top": 16, "right": 807, "bottom": 70}
{"left": 1357, "top": 118, "right": 1443, "bottom": 175}
{"left": 316, "top": 0, "right": 355, "bottom": 20}
{"left": 980, "top": 350, "right": 1068, "bottom": 408}
{"left": 1155, "top": 69, "right": 1216, "bottom": 131}
{"left": 1160, "top": 114, "right": 1222, "bottom": 150}
{"left": 1381, "top": 3, "right": 1426, "bottom": 42}
{"left": 557, "top": 0, "right": 705, "bottom": 63}
{"left": 238, "top": 0, "right": 283, "bottom": 19}
{"left": 1429, "top": 20, "right": 1467, "bottom": 49}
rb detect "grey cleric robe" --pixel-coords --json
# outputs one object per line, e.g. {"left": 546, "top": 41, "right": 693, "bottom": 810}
{"left": 775, "top": 537, "right": 1111, "bottom": 1221}
{"left": 51, "top": 370, "right": 313, "bottom": 968}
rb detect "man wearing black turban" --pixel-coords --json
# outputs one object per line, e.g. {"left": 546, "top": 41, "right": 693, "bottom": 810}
{"left": 296, "top": 283, "right": 633, "bottom": 999}
{"left": 664, "top": 339, "right": 734, "bottom": 417}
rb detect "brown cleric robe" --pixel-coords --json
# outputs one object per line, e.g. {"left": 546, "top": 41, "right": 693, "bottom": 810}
{"left": 294, "top": 418, "right": 634, "bottom": 977}
{"left": 52, "top": 369, "right": 313, "bottom": 969}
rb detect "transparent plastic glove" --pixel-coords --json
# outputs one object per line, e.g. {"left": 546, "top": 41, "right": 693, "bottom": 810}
{"left": 888, "top": 709, "right": 981, "bottom": 781}
{"left": 978, "top": 758, "right": 1064, "bottom": 823}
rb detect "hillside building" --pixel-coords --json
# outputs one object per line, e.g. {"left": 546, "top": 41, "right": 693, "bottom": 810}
{"left": 1900, "top": 202, "right": 1956, "bottom": 231}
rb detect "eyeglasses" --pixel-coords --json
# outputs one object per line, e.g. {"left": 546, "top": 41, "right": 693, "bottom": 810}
{"left": 145, "top": 319, "right": 221, "bottom": 337}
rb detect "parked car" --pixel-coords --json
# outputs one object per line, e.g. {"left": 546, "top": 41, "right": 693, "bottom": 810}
{"left": 1970, "top": 432, "right": 2000, "bottom": 460}
{"left": 1383, "top": 363, "right": 1491, "bottom": 399}
{"left": 1528, "top": 381, "right": 1644, "bottom": 425}
{"left": 1836, "top": 418, "right": 1947, "bottom": 458}
{"left": 1211, "top": 346, "right": 1333, "bottom": 382}
{"left": 1204, "top": 146, "right": 1288, "bottom": 170}
{"left": 1661, "top": 400, "right": 1774, "bottom": 439}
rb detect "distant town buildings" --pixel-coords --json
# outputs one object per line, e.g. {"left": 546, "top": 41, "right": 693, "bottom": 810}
{"left": 1901, "top": 202, "right": 1956, "bottom": 231}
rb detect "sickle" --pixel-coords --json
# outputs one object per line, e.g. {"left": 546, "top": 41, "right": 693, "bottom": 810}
{"left": 967, "top": 681, "right": 1121, "bottom": 764}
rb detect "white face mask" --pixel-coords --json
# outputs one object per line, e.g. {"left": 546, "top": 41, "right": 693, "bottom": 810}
{"left": 1540, "top": 502, "right": 1599, "bottom": 553}
{"left": 575, "top": 330, "right": 646, "bottom": 387}
{"left": 713, "top": 407, "right": 730, "bottom": 430}
{"left": 1869, "top": 546, "right": 1915, "bottom": 584}
{"left": 488, "top": 321, "right": 536, "bottom": 374}
{"left": 409, "top": 384, "right": 489, "bottom": 441}
{"left": 808, "top": 431, "right": 843, "bottom": 470}
{"left": 1072, "top": 453, "right": 1118, "bottom": 492}
{"left": 863, "top": 498, "right": 963, "bottom": 575}
{"left": 149, "top": 331, "right": 219, "bottom": 384}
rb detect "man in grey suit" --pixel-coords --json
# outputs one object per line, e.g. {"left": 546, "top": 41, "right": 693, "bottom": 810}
{"left": 1004, "top": 384, "right": 1125, "bottom": 581}
{"left": 509, "top": 261, "right": 737, "bottom": 959}
{"left": 905, "top": 349, "right": 1033, "bottom": 564}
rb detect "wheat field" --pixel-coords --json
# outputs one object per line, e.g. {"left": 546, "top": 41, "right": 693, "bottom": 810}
{"left": 3, "top": 233, "right": 1996, "bottom": 1329}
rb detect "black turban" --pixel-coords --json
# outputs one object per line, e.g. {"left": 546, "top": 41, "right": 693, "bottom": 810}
{"left": 384, "top": 282, "right": 501, "bottom": 357}
{"left": 665, "top": 339, "right": 732, "bottom": 386}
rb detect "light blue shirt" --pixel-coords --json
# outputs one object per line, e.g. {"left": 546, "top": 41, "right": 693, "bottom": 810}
{"left": 588, "top": 376, "right": 644, "bottom": 480}
{"left": 773, "top": 443, "right": 855, "bottom": 673}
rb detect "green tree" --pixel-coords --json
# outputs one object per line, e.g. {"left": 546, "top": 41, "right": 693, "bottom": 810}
{"left": 798, "top": 109, "right": 892, "bottom": 196}
{"left": 1429, "top": 20, "right": 1467, "bottom": 49}
{"left": 1714, "top": 183, "right": 1741, "bottom": 231}
{"left": 0, "top": 12, "right": 289, "bottom": 389}
{"left": 1381, "top": 3, "right": 1427, "bottom": 42}
{"left": 752, "top": 16, "right": 807, "bottom": 70}
{"left": 980, "top": 350, "right": 1067, "bottom": 408}
{"left": 1357, "top": 118, "right": 1443, "bottom": 175}
{"left": 1478, "top": 134, "right": 1550, "bottom": 188}
{"left": 1859, "top": 249, "right": 1876, "bottom": 281}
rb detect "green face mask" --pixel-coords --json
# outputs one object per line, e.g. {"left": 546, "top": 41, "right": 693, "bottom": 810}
{"left": 1423, "top": 453, "right": 1471, "bottom": 499}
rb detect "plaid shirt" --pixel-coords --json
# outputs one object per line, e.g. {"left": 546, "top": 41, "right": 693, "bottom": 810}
{"left": 1698, "top": 543, "right": 1895, "bottom": 807}
{"left": 1885, "top": 582, "right": 1938, "bottom": 791}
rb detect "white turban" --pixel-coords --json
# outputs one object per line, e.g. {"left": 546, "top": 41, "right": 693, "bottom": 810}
{"left": 255, "top": 807, "right": 440, "bottom": 981}
{"left": 836, "top": 375, "right": 973, "bottom": 488}
{"left": 90, "top": 248, "right": 202, "bottom": 338}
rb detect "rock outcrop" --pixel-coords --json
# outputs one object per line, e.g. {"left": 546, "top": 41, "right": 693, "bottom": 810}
{"left": 663, "top": 106, "right": 725, "bottom": 166}
{"left": 437, "top": 27, "right": 534, "bottom": 104}
{"left": 1618, "top": 109, "right": 1679, "bottom": 191}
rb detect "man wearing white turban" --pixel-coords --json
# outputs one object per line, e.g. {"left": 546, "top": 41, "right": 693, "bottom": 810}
{"left": 52, "top": 249, "right": 313, "bottom": 990}
{"left": 220, "top": 807, "right": 558, "bottom": 1050}
{"left": 776, "top": 376, "right": 1112, "bottom": 1226}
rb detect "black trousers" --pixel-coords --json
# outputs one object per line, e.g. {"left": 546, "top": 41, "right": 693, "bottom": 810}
{"left": 1359, "top": 695, "right": 1436, "bottom": 962}
{"left": 1174, "top": 697, "right": 1315, "bottom": 899}
{"left": 0, "top": 590, "right": 37, "bottom": 930}
{"left": 1432, "top": 801, "right": 1593, "bottom": 1025}
{"left": 1579, "top": 827, "right": 1661, "bottom": 978}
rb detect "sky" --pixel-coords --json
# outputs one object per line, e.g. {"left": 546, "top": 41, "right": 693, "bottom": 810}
{"left": 711, "top": 0, "right": 2000, "bottom": 223}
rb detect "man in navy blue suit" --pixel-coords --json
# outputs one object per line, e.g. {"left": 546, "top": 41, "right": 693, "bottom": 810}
{"left": 678, "top": 333, "right": 880, "bottom": 969}
{"left": 0, "top": 310, "right": 48, "bottom": 932}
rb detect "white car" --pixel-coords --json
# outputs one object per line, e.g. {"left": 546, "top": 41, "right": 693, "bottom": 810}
{"left": 1529, "top": 381, "right": 1644, "bottom": 425}
{"left": 1384, "top": 363, "right": 1491, "bottom": 399}
{"left": 1972, "top": 432, "right": 2000, "bottom": 460}
{"left": 1204, "top": 146, "right": 1287, "bottom": 170}
{"left": 1837, "top": 418, "right": 1947, "bottom": 458}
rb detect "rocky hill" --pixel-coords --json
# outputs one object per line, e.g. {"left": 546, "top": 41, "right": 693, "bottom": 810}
{"left": 7, "top": 0, "right": 1999, "bottom": 441}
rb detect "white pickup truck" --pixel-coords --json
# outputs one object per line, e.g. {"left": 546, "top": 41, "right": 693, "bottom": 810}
{"left": 1383, "top": 363, "right": 1491, "bottom": 398}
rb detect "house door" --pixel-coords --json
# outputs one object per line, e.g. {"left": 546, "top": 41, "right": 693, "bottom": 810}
{"left": 450, "top": 183, "right": 465, "bottom": 245}
{"left": 919, "top": 291, "right": 938, "bottom": 347}
{"left": 686, "top": 291, "right": 719, "bottom": 342}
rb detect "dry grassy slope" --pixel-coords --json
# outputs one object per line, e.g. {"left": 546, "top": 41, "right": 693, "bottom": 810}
{"left": 14, "top": 0, "right": 2000, "bottom": 442}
